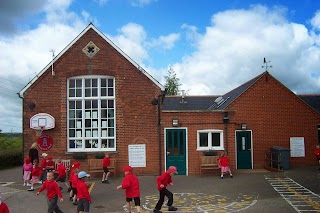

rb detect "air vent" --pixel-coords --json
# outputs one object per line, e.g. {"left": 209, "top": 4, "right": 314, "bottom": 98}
{"left": 214, "top": 96, "right": 224, "bottom": 105}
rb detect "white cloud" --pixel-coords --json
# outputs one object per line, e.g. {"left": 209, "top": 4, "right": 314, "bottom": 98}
{"left": 311, "top": 10, "right": 320, "bottom": 31}
{"left": 169, "top": 5, "right": 320, "bottom": 96}
{"left": 148, "top": 33, "right": 180, "bottom": 49}
{"left": 129, "top": 0, "right": 157, "bottom": 7}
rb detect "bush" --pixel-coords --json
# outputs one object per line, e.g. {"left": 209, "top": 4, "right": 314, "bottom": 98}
{"left": 0, "top": 148, "right": 23, "bottom": 169}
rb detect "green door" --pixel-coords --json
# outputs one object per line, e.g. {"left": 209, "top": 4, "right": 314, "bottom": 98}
{"left": 236, "top": 130, "right": 252, "bottom": 169}
{"left": 165, "top": 129, "right": 187, "bottom": 175}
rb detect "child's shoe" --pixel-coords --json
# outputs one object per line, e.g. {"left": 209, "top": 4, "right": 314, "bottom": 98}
{"left": 220, "top": 175, "right": 224, "bottom": 179}
{"left": 23, "top": 183, "right": 26, "bottom": 186}
{"left": 230, "top": 174, "right": 233, "bottom": 178}
{"left": 168, "top": 206, "right": 178, "bottom": 211}
{"left": 104, "top": 180, "right": 110, "bottom": 184}
{"left": 59, "top": 186, "right": 63, "bottom": 190}
{"left": 73, "top": 201, "right": 78, "bottom": 205}
{"left": 28, "top": 188, "right": 34, "bottom": 191}
{"left": 38, "top": 180, "right": 42, "bottom": 184}
{"left": 153, "top": 209, "right": 162, "bottom": 213}
{"left": 67, "top": 187, "right": 71, "bottom": 192}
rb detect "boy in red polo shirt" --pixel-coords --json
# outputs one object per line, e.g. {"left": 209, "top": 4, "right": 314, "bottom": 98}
{"left": 76, "top": 171, "right": 91, "bottom": 213}
{"left": 102, "top": 152, "right": 111, "bottom": 183}
{"left": 36, "top": 172, "right": 63, "bottom": 213}
{"left": 117, "top": 166, "right": 141, "bottom": 213}
{"left": 153, "top": 166, "right": 178, "bottom": 213}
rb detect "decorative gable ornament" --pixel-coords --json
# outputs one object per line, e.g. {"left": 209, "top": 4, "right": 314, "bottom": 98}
{"left": 82, "top": 41, "right": 100, "bottom": 58}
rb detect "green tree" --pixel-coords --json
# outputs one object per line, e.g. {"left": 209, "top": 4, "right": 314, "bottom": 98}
{"left": 164, "top": 68, "right": 181, "bottom": 95}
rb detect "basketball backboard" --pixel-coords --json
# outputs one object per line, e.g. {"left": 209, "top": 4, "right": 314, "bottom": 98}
{"left": 30, "top": 113, "right": 55, "bottom": 130}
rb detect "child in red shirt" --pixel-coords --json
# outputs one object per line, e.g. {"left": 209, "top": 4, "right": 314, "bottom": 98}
{"left": 218, "top": 151, "right": 233, "bottom": 178}
{"left": 102, "top": 152, "right": 111, "bottom": 183}
{"left": 0, "top": 196, "right": 10, "bottom": 213}
{"left": 46, "top": 156, "right": 55, "bottom": 171}
{"left": 23, "top": 157, "right": 33, "bottom": 186}
{"left": 55, "top": 159, "right": 70, "bottom": 191}
{"left": 28, "top": 159, "right": 43, "bottom": 191}
{"left": 314, "top": 144, "right": 320, "bottom": 170}
{"left": 117, "top": 166, "right": 141, "bottom": 213}
{"left": 71, "top": 168, "right": 79, "bottom": 205}
{"left": 153, "top": 166, "right": 178, "bottom": 213}
{"left": 69, "top": 162, "right": 80, "bottom": 200}
{"left": 37, "top": 172, "right": 63, "bottom": 213}
{"left": 76, "top": 171, "right": 91, "bottom": 213}
{"left": 40, "top": 153, "right": 48, "bottom": 183}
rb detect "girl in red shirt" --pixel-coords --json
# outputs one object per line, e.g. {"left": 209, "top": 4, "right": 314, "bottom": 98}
{"left": 102, "top": 153, "right": 111, "bottom": 183}
{"left": 37, "top": 172, "right": 63, "bottom": 213}
{"left": 218, "top": 151, "right": 233, "bottom": 178}
{"left": 117, "top": 166, "right": 141, "bottom": 213}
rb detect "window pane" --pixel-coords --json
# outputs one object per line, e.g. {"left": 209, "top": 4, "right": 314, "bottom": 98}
{"left": 92, "top": 88, "right": 97, "bottom": 97}
{"left": 69, "top": 140, "right": 75, "bottom": 148}
{"left": 85, "top": 79, "right": 91, "bottom": 87}
{"left": 85, "top": 119, "right": 91, "bottom": 127}
{"left": 179, "top": 131, "right": 184, "bottom": 155}
{"left": 101, "top": 79, "right": 106, "bottom": 87}
{"left": 108, "top": 88, "right": 113, "bottom": 96}
{"left": 69, "top": 110, "right": 75, "bottom": 118}
{"left": 211, "top": 133, "right": 220, "bottom": 146}
{"left": 108, "top": 79, "right": 113, "bottom": 87}
{"left": 76, "top": 110, "right": 82, "bottom": 118}
{"left": 101, "top": 109, "right": 107, "bottom": 118}
{"left": 108, "top": 100, "right": 114, "bottom": 108}
{"left": 76, "top": 89, "right": 82, "bottom": 97}
{"left": 69, "top": 101, "right": 75, "bottom": 109}
{"left": 108, "top": 119, "right": 114, "bottom": 127}
{"left": 69, "top": 120, "right": 75, "bottom": 128}
{"left": 108, "top": 128, "right": 114, "bottom": 136}
{"left": 199, "top": 133, "right": 208, "bottom": 147}
{"left": 76, "top": 79, "right": 82, "bottom": 87}
{"left": 76, "top": 140, "right": 82, "bottom": 148}
{"left": 101, "top": 88, "right": 106, "bottom": 96}
{"left": 85, "top": 100, "right": 91, "bottom": 108}
{"left": 69, "top": 80, "right": 75, "bottom": 88}
{"left": 101, "top": 100, "right": 107, "bottom": 108}
{"left": 108, "top": 109, "right": 114, "bottom": 118}
{"left": 92, "top": 100, "right": 98, "bottom": 108}
{"left": 85, "top": 89, "right": 91, "bottom": 97}
{"left": 109, "top": 139, "right": 115, "bottom": 148}
{"left": 69, "top": 89, "right": 75, "bottom": 97}
{"left": 102, "top": 139, "right": 108, "bottom": 148}
{"left": 76, "top": 101, "right": 82, "bottom": 109}
{"left": 69, "top": 129, "right": 75, "bottom": 137}
{"left": 85, "top": 140, "right": 91, "bottom": 148}
{"left": 92, "top": 79, "right": 97, "bottom": 87}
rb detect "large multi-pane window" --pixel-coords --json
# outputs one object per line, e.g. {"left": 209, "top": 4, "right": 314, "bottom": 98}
{"left": 197, "top": 130, "right": 224, "bottom": 151}
{"left": 68, "top": 76, "right": 115, "bottom": 152}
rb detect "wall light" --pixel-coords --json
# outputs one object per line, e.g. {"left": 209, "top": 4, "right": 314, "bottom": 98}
{"left": 241, "top": 123, "right": 247, "bottom": 130}
{"left": 172, "top": 119, "right": 179, "bottom": 127}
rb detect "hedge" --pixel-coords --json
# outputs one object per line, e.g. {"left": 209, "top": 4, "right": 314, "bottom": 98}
{"left": 0, "top": 148, "right": 23, "bottom": 169}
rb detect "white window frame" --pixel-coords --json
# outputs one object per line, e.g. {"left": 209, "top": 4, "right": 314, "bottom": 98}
{"left": 67, "top": 75, "right": 116, "bottom": 152}
{"left": 197, "top": 129, "right": 224, "bottom": 151}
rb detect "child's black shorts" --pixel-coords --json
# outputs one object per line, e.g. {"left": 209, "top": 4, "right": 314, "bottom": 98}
{"left": 77, "top": 198, "right": 90, "bottom": 212}
{"left": 126, "top": 197, "right": 140, "bottom": 206}
{"left": 103, "top": 167, "right": 109, "bottom": 173}
{"left": 56, "top": 176, "right": 66, "bottom": 182}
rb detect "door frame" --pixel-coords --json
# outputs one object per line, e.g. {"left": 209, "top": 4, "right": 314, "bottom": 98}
{"left": 235, "top": 130, "right": 253, "bottom": 169}
{"left": 164, "top": 127, "right": 188, "bottom": 176}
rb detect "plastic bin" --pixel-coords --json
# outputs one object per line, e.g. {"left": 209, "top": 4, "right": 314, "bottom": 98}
{"left": 270, "top": 146, "right": 290, "bottom": 170}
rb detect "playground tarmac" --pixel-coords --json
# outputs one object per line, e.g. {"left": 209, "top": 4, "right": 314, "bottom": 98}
{"left": 0, "top": 166, "right": 320, "bottom": 213}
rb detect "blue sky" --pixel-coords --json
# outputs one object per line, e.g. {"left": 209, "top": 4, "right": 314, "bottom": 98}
{"left": 1, "top": 0, "right": 320, "bottom": 133}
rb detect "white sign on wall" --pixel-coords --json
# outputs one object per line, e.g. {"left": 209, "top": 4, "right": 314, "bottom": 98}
{"left": 128, "top": 144, "right": 146, "bottom": 167}
{"left": 290, "top": 137, "right": 305, "bottom": 157}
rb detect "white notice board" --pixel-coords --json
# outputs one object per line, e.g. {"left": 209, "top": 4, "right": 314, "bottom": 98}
{"left": 290, "top": 137, "right": 305, "bottom": 157}
{"left": 128, "top": 144, "right": 146, "bottom": 167}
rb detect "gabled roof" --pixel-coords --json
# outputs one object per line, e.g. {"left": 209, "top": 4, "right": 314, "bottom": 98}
{"left": 298, "top": 94, "right": 320, "bottom": 114}
{"left": 162, "top": 72, "right": 264, "bottom": 111}
{"left": 19, "top": 23, "right": 164, "bottom": 98}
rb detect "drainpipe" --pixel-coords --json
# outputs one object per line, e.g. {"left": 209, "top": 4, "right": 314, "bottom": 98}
{"left": 223, "top": 112, "right": 229, "bottom": 153}
{"left": 17, "top": 93, "right": 24, "bottom": 163}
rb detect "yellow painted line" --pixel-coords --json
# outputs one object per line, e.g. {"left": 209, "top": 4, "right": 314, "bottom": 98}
{"left": 1, "top": 185, "right": 42, "bottom": 194}
{"left": 89, "top": 181, "right": 95, "bottom": 193}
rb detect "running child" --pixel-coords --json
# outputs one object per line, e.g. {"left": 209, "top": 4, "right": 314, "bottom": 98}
{"left": 36, "top": 172, "right": 63, "bottom": 213}
{"left": 23, "top": 157, "right": 33, "bottom": 186}
{"left": 218, "top": 151, "right": 233, "bottom": 178}
{"left": 71, "top": 168, "right": 79, "bottom": 205}
{"left": 153, "top": 166, "right": 178, "bottom": 213}
{"left": 69, "top": 162, "right": 80, "bottom": 199}
{"left": 117, "top": 166, "right": 141, "bottom": 213}
{"left": 28, "top": 159, "right": 43, "bottom": 191}
{"left": 102, "top": 152, "right": 111, "bottom": 183}
{"left": 55, "top": 159, "right": 70, "bottom": 191}
{"left": 76, "top": 171, "right": 92, "bottom": 213}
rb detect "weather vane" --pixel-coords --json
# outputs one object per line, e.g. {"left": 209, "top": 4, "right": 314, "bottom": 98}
{"left": 262, "top": 57, "right": 272, "bottom": 71}
{"left": 49, "top": 49, "right": 55, "bottom": 76}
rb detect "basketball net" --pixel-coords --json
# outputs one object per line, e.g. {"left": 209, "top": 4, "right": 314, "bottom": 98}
{"left": 35, "top": 127, "right": 44, "bottom": 137}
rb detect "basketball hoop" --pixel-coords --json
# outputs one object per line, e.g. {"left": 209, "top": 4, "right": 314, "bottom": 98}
{"left": 35, "top": 127, "right": 44, "bottom": 137}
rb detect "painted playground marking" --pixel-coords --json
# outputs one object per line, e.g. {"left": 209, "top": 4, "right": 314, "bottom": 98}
{"left": 122, "top": 193, "right": 258, "bottom": 212}
{"left": 265, "top": 176, "right": 320, "bottom": 212}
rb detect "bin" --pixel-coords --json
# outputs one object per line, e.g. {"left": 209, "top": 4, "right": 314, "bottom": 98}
{"left": 270, "top": 146, "right": 290, "bottom": 170}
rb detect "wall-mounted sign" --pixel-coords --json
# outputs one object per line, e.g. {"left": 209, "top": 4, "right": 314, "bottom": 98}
{"left": 290, "top": 137, "right": 305, "bottom": 157}
{"left": 37, "top": 135, "right": 53, "bottom": 151}
{"left": 128, "top": 144, "right": 146, "bottom": 167}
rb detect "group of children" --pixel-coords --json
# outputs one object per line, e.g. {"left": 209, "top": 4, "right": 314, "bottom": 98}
{"left": 22, "top": 150, "right": 234, "bottom": 213}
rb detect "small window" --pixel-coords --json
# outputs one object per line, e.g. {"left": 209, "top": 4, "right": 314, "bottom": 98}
{"left": 197, "top": 130, "right": 224, "bottom": 151}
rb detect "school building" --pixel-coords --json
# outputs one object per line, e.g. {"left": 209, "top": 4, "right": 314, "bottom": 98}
{"left": 19, "top": 23, "right": 320, "bottom": 176}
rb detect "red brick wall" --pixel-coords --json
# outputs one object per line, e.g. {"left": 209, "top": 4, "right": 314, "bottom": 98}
{"left": 23, "top": 28, "right": 162, "bottom": 176}
{"left": 228, "top": 72, "right": 320, "bottom": 168}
